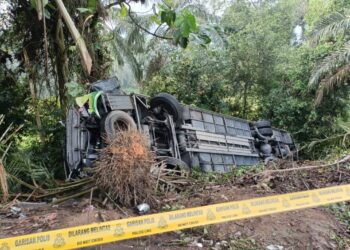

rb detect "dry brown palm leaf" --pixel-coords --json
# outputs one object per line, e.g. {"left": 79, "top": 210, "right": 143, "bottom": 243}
{"left": 94, "top": 130, "right": 156, "bottom": 207}
{"left": 151, "top": 161, "right": 191, "bottom": 193}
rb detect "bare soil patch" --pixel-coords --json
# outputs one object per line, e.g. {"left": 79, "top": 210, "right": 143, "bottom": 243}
{"left": 1, "top": 159, "right": 350, "bottom": 249}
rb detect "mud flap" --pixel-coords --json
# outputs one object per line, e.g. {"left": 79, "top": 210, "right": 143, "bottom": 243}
{"left": 66, "top": 108, "right": 82, "bottom": 177}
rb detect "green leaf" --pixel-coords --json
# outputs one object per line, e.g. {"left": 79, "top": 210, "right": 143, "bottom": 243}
{"left": 46, "top": 3, "right": 56, "bottom": 10}
{"left": 31, "top": 0, "right": 49, "bottom": 9}
{"left": 179, "top": 37, "right": 189, "bottom": 48}
{"left": 44, "top": 8, "right": 51, "bottom": 19}
{"left": 172, "top": 30, "right": 189, "bottom": 48}
{"left": 174, "top": 10, "right": 197, "bottom": 37}
{"left": 160, "top": 10, "right": 176, "bottom": 27}
{"left": 76, "top": 7, "right": 93, "bottom": 14}
{"left": 30, "top": 0, "right": 37, "bottom": 9}
{"left": 164, "top": 0, "right": 172, "bottom": 6}
{"left": 30, "top": 0, "right": 50, "bottom": 18}
{"left": 120, "top": 3, "right": 127, "bottom": 18}
{"left": 149, "top": 15, "right": 161, "bottom": 25}
{"left": 88, "top": 0, "right": 97, "bottom": 12}
{"left": 160, "top": 11, "right": 167, "bottom": 23}
{"left": 66, "top": 81, "right": 85, "bottom": 105}
{"left": 68, "top": 45, "right": 76, "bottom": 52}
{"left": 172, "top": 29, "right": 182, "bottom": 45}
{"left": 201, "top": 34, "right": 211, "bottom": 44}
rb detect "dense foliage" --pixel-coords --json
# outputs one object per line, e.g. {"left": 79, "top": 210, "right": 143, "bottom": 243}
{"left": 0, "top": 0, "right": 349, "bottom": 191}
{"left": 144, "top": 0, "right": 350, "bottom": 157}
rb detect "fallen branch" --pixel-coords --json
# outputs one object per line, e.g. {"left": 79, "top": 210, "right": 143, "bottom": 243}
{"left": 1, "top": 193, "right": 21, "bottom": 211}
{"left": 256, "top": 155, "right": 350, "bottom": 176}
{"left": 99, "top": 189, "right": 129, "bottom": 216}
{"left": 52, "top": 187, "right": 97, "bottom": 204}
{"left": 8, "top": 174, "right": 40, "bottom": 192}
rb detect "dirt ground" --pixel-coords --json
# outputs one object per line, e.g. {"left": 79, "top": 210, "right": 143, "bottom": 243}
{"left": 1, "top": 159, "right": 350, "bottom": 249}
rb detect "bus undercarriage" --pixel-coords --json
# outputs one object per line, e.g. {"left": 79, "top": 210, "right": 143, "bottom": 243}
{"left": 65, "top": 78, "right": 296, "bottom": 178}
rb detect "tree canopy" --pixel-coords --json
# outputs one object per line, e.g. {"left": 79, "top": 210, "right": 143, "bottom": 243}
{"left": 0, "top": 0, "right": 349, "bottom": 184}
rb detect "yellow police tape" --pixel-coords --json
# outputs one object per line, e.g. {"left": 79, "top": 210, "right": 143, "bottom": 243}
{"left": 1, "top": 184, "right": 350, "bottom": 250}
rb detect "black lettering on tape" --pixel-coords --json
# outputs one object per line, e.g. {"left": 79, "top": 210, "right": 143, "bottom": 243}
{"left": 68, "top": 228, "right": 90, "bottom": 237}
{"left": 127, "top": 218, "right": 155, "bottom": 227}
{"left": 319, "top": 188, "right": 343, "bottom": 195}
{"left": 216, "top": 204, "right": 239, "bottom": 212}
{"left": 251, "top": 198, "right": 279, "bottom": 206}
{"left": 77, "top": 239, "right": 91, "bottom": 246}
{"left": 326, "top": 196, "right": 343, "bottom": 201}
{"left": 14, "top": 235, "right": 49, "bottom": 247}
{"left": 91, "top": 238, "right": 103, "bottom": 243}
{"left": 289, "top": 194, "right": 309, "bottom": 200}
{"left": 169, "top": 210, "right": 203, "bottom": 221}
{"left": 36, "top": 235, "right": 50, "bottom": 243}
{"left": 178, "top": 220, "right": 199, "bottom": 227}
{"left": 221, "top": 214, "right": 239, "bottom": 219}
{"left": 258, "top": 207, "right": 278, "bottom": 213}
{"left": 131, "top": 229, "right": 151, "bottom": 235}
{"left": 15, "top": 237, "right": 36, "bottom": 247}
{"left": 90, "top": 225, "right": 111, "bottom": 234}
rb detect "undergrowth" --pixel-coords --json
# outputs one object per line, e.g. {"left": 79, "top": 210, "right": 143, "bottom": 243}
{"left": 329, "top": 203, "right": 350, "bottom": 229}
{"left": 328, "top": 203, "right": 350, "bottom": 248}
{"left": 190, "top": 164, "right": 265, "bottom": 184}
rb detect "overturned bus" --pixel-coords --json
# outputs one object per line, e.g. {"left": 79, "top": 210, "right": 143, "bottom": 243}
{"left": 65, "top": 78, "right": 296, "bottom": 178}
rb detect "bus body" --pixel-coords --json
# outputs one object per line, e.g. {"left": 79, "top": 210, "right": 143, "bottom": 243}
{"left": 65, "top": 78, "right": 295, "bottom": 177}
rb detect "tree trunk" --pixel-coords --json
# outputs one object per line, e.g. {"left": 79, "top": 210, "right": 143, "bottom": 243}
{"left": 54, "top": 0, "right": 92, "bottom": 75}
{"left": 242, "top": 81, "right": 249, "bottom": 119}
{"left": 55, "top": 16, "right": 69, "bottom": 109}
{"left": 23, "top": 49, "right": 45, "bottom": 142}
{"left": 28, "top": 77, "right": 45, "bottom": 143}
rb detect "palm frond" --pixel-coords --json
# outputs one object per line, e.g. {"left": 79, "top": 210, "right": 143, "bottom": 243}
{"left": 315, "top": 64, "right": 350, "bottom": 104}
{"left": 312, "top": 12, "right": 350, "bottom": 45}
{"left": 113, "top": 33, "right": 142, "bottom": 80}
{"left": 4, "top": 150, "right": 56, "bottom": 189}
{"left": 114, "top": 46, "right": 124, "bottom": 66}
{"left": 309, "top": 43, "right": 350, "bottom": 87}
{"left": 106, "top": 11, "right": 150, "bottom": 81}
{"left": 127, "top": 26, "right": 146, "bottom": 53}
